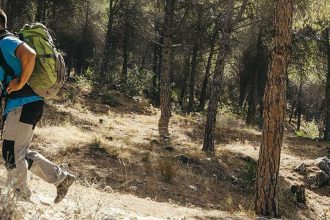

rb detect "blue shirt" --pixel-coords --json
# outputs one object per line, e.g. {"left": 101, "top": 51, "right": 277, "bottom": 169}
{"left": 0, "top": 36, "right": 42, "bottom": 115}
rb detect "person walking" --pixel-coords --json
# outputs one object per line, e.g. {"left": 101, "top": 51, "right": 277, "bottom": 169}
{"left": 0, "top": 9, "right": 75, "bottom": 203}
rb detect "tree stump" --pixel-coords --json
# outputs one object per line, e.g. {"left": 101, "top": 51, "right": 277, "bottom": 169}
{"left": 291, "top": 184, "right": 306, "bottom": 204}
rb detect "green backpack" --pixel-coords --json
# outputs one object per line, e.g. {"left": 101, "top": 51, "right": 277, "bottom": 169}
{"left": 18, "top": 23, "right": 66, "bottom": 99}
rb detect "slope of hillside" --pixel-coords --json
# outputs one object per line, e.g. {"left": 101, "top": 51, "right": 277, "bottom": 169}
{"left": 0, "top": 83, "right": 329, "bottom": 219}
{"left": 0, "top": 167, "right": 245, "bottom": 220}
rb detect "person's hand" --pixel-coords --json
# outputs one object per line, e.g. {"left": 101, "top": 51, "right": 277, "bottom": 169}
{"left": 6, "top": 78, "right": 24, "bottom": 94}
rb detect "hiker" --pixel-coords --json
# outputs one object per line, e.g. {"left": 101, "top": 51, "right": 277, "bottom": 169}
{"left": 0, "top": 9, "right": 74, "bottom": 203}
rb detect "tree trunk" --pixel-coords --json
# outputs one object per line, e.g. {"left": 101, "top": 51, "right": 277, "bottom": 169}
{"left": 246, "top": 82, "right": 258, "bottom": 125}
{"left": 0, "top": 0, "right": 6, "bottom": 10}
{"left": 156, "top": 32, "right": 164, "bottom": 106}
{"left": 288, "top": 100, "right": 296, "bottom": 124}
{"left": 291, "top": 184, "right": 306, "bottom": 204}
{"left": 100, "top": 0, "right": 116, "bottom": 82}
{"left": 121, "top": 0, "right": 130, "bottom": 84}
{"left": 51, "top": 0, "right": 56, "bottom": 19}
{"left": 5, "top": 0, "right": 16, "bottom": 29}
{"left": 139, "top": 44, "right": 149, "bottom": 71}
{"left": 246, "top": 30, "right": 263, "bottom": 125}
{"left": 179, "top": 52, "right": 191, "bottom": 109}
{"left": 296, "top": 73, "right": 303, "bottom": 131}
{"left": 199, "top": 33, "right": 216, "bottom": 111}
{"left": 258, "top": 101, "right": 264, "bottom": 128}
{"left": 297, "top": 105, "right": 302, "bottom": 131}
{"left": 35, "top": 0, "right": 46, "bottom": 21}
{"left": 170, "top": 50, "right": 175, "bottom": 84}
{"left": 187, "top": 6, "right": 202, "bottom": 113}
{"left": 202, "top": 0, "right": 235, "bottom": 153}
{"left": 158, "top": 0, "right": 175, "bottom": 139}
{"left": 324, "top": 28, "right": 330, "bottom": 140}
{"left": 7, "top": 0, "right": 34, "bottom": 30}
{"left": 76, "top": 0, "right": 89, "bottom": 75}
{"left": 152, "top": 24, "right": 160, "bottom": 105}
{"left": 187, "top": 44, "right": 198, "bottom": 113}
{"left": 255, "top": 0, "right": 293, "bottom": 217}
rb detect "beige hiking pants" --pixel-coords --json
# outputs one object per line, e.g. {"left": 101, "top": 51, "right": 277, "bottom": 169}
{"left": 2, "top": 100, "right": 67, "bottom": 196}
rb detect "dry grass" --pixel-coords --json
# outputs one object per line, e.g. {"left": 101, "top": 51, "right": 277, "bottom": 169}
{"left": 25, "top": 83, "right": 329, "bottom": 219}
{"left": 0, "top": 187, "right": 19, "bottom": 220}
{"left": 157, "top": 155, "right": 179, "bottom": 182}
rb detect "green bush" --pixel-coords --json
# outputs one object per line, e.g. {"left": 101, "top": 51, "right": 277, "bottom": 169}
{"left": 74, "top": 75, "right": 92, "bottom": 87}
{"left": 219, "top": 104, "right": 240, "bottom": 121}
{"left": 295, "top": 120, "right": 319, "bottom": 139}
{"left": 238, "top": 159, "right": 257, "bottom": 190}
{"left": 83, "top": 66, "right": 95, "bottom": 80}
{"left": 64, "top": 86, "right": 79, "bottom": 104}
{"left": 118, "top": 67, "right": 154, "bottom": 97}
{"left": 101, "top": 91, "right": 121, "bottom": 107}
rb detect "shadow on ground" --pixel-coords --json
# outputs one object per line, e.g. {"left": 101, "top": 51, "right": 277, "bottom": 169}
{"left": 284, "top": 136, "right": 329, "bottom": 160}
{"left": 33, "top": 138, "right": 259, "bottom": 214}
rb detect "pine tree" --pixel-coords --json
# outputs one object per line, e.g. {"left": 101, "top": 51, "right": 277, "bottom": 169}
{"left": 255, "top": 0, "right": 293, "bottom": 217}
{"left": 158, "top": 0, "right": 175, "bottom": 140}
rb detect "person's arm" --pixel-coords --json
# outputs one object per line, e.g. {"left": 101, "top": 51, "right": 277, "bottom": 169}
{"left": 6, "top": 43, "right": 36, "bottom": 94}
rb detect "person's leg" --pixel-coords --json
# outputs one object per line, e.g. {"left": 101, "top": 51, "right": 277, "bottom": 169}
{"left": 19, "top": 100, "right": 75, "bottom": 203}
{"left": 26, "top": 150, "right": 67, "bottom": 186}
{"left": 2, "top": 107, "right": 34, "bottom": 199}
{"left": 18, "top": 100, "right": 67, "bottom": 185}
{"left": 2, "top": 100, "right": 74, "bottom": 202}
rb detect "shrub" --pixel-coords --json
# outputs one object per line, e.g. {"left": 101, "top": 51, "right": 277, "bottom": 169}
{"left": 278, "top": 187, "right": 299, "bottom": 218}
{"left": 158, "top": 156, "right": 178, "bottom": 182}
{"left": 83, "top": 67, "right": 95, "bottom": 80}
{"left": 117, "top": 67, "right": 154, "bottom": 97}
{"left": 64, "top": 86, "right": 79, "bottom": 104}
{"left": 295, "top": 120, "right": 319, "bottom": 139}
{"left": 101, "top": 91, "right": 121, "bottom": 107}
{"left": 238, "top": 159, "right": 257, "bottom": 190}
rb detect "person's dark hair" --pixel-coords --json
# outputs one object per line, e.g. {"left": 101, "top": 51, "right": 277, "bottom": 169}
{"left": 0, "top": 9, "right": 7, "bottom": 30}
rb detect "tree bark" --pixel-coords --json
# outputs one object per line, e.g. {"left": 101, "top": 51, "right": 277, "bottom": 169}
{"left": 0, "top": 0, "right": 6, "bottom": 10}
{"left": 202, "top": 0, "right": 248, "bottom": 153}
{"left": 288, "top": 100, "right": 296, "bottom": 124}
{"left": 76, "top": 0, "right": 89, "bottom": 75}
{"left": 199, "top": 30, "right": 217, "bottom": 111}
{"left": 154, "top": 32, "right": 164, "bottom": 106}
{"left": 255, "top": 0, "right": 293, "bottom": 217}
{"left": 187, "top": 6, "right": 202, "bottom": 113}
{"left": 35, "top": 0, "right": 46, "bottom": 22}
{"left": 247, "top": 30, "right": 263, "bottom": 125}
{"left": 202, "top": 0, "right": 236, "bottom": 153}
{"left": 187, "top": 43, "right": 198, "bottom": 113}
{"left": 7, "top": 0, "right": 34, "bottom": 30}
{"left": 158, "top": 0, "right": 175, "bottom": 139}
{"left": 100, "top": 0, "right": 118, "bottom": 82}
{"left": 296, "top": 73, "right": 303, "bottom": 131}
{"left": 324, "top": 28, "right": 330, "bottom": 140}
{"left": 121, "top": 0, "right": 130, "bottom": 84}
{"left": 179, "top": 52, "right": 191, "bottom": 109}
{"left": 152, "top": 24, "right": 160, "bottom": 105}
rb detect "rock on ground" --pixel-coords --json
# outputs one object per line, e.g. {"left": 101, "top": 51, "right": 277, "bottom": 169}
{"left": 294, "top": 156, "right": 330, "bottom": 188}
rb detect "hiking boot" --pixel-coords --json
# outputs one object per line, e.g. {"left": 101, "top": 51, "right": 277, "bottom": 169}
{"left": 54, "top": 173, "right": 75, "bottom": 204}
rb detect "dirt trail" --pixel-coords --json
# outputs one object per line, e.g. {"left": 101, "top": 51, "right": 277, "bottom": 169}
{"left": 0, "top": 168, "right": 248, "bottom": 220}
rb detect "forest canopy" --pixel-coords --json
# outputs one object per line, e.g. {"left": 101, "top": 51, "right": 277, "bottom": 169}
{"left": 0, "top": 0, "right": 327, "bottom": 131}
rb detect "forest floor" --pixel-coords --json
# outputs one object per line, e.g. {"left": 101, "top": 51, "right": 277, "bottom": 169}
{"left": 0, "top": 80, "right": 329, "bottom": 219}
